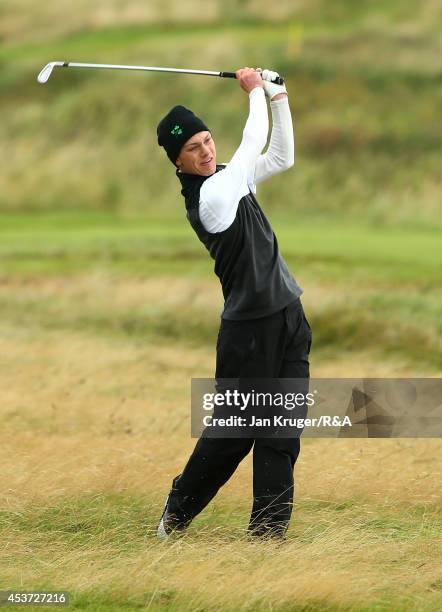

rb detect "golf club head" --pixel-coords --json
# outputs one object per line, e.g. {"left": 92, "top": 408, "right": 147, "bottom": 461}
{"left": 37, "top": 62, "right": 66, "bottom": 84}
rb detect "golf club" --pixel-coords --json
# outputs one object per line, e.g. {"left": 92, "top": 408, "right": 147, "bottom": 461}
{"left": 37, "top": 61, "right": 285, "bottom": 85}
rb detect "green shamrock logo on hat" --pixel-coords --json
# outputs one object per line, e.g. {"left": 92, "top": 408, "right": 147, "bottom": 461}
{"left": 171, "top": 125, "right": 183, "bottom": 137}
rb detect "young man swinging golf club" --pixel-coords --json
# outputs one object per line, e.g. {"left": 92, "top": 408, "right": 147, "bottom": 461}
{"left": 156, "top": 67, "right": 312, "bottom": 539}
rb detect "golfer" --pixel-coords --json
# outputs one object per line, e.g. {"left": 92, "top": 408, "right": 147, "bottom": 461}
{"left": 156, "top": 67, "right": 312, "bottom": 538}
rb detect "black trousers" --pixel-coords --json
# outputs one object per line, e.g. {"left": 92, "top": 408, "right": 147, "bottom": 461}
{"left": 167, "top": 298, "right": 312, "bottom": 536}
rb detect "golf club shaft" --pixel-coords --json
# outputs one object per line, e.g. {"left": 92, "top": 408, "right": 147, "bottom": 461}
{"left": 37, "top": 61, "right": 284, "bottom": 84}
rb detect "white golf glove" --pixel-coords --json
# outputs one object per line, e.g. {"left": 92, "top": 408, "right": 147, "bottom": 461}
{"left": 259, "top": 68, "right": 287, "bottom": 100}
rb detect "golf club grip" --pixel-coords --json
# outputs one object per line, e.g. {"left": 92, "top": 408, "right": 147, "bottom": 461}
{"left": 220, "top": 71, "right": 285, "bottom": 85}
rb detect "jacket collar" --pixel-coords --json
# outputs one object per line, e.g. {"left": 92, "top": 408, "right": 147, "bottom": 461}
{"left": 176, "top": 165, "right": 225, "bottom": 200}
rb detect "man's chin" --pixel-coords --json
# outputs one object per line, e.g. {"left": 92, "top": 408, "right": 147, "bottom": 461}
{"left": 199, "top": 162, "right": 216, "bottom": 176}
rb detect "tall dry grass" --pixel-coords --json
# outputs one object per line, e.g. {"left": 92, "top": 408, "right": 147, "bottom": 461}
{"left": 0, "top": 272, "right": 440, "bottom": 609}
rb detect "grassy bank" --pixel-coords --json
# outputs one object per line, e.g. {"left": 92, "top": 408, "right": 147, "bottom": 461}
{"left": 1, "top": 4, "right": 441, "bottom": 229}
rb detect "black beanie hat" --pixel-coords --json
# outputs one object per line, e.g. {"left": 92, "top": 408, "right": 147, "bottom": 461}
{"left": 157, "top": 105, "right": 209, "bottom": 166}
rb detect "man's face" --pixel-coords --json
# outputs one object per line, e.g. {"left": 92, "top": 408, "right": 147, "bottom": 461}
{"left": 176, "top": 130, "right": 216, "bottom": 176}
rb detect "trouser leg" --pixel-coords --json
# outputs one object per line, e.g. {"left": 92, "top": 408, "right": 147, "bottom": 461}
{"left": 248, "top": 300, "right": 312, "bottom": 537}
{"left": 249, "top": 437, "right": 300, "bottom": 536}
{"left": 165, "top": 317, "right": 258, "bottom": 524}
{"left": 167, "top": 437, "right": 254, "bottom": 522}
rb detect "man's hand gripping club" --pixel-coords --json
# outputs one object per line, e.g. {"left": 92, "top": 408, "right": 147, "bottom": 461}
{"left": 235, "top": 67, "right": 287, "bottom": 100}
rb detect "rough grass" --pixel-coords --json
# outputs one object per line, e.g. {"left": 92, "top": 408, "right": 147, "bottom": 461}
{"left": 1, "top": 358, "right": 441, "bottom": 612}
{"left": 1, "top": 489, "right": 441, "bottom": 610}
{"left": 0, "top": 326, "right": 441, "bottom": 608}
{"left": 1, "top": 344, "right": 441, "bottom": 611}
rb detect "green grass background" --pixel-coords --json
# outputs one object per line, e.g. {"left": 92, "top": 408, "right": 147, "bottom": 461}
{"left": 0, "top": 1, "right": 441, "bottom": 610}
